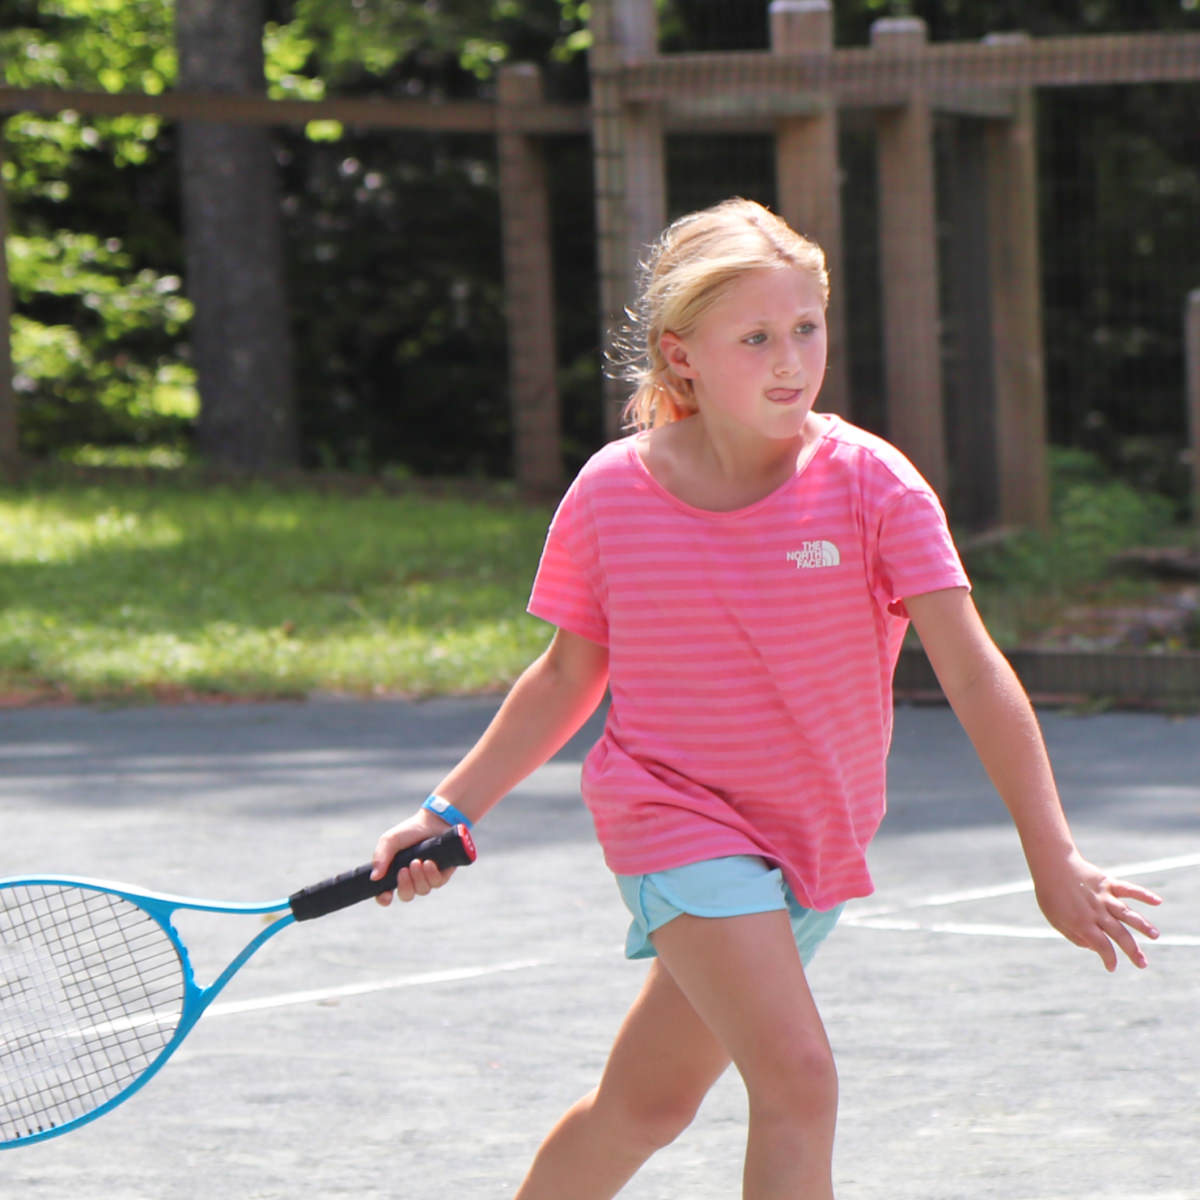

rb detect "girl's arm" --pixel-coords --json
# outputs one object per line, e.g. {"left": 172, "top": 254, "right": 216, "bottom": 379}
{"left": 371, "top": 626, "right": 610, "bottom": 902}
{"left": 905, "top": 587, "right": 1162, "bottom": 971}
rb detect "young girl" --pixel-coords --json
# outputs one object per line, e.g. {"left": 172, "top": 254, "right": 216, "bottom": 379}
{"left": 370, "top": 198, "right": 1162, "bottom": 1199}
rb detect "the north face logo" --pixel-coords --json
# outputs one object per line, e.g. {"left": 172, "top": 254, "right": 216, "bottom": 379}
{"left": 787, "top": 541, "right": 840, "bottom": 568}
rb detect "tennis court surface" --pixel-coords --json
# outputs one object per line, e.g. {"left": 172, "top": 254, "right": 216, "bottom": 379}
{"left": 1, "top": 697, "right": 1196, "bottom": 1199}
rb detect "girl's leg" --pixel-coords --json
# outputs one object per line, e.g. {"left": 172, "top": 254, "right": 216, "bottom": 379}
{"left": 650, "top": 909, "right": 838, "bottom": 1200}
{"left": 513, "top": 959, "right": 731, "bottom": 1200}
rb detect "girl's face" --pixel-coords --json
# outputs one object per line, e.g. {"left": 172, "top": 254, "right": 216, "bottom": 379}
{"left": 661, "top": 266, "right": 827, "bottom": 443}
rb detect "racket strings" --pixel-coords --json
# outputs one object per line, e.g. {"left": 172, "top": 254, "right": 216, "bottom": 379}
{"left": 0, "top": 884, "right": 185, "bottom": 1142}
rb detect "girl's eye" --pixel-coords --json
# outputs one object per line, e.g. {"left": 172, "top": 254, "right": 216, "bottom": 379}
{"left": 796, "top": 323, "right": 817, "bottom": 337}
{"left": 743, "top": 332, "right": 767, "bottom": 346}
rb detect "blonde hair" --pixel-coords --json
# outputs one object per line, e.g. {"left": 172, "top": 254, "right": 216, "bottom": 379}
{"left": 612, "top": 198, "right": 830, "bottom": 432}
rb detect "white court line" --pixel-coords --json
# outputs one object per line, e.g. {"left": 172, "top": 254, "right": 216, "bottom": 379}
{"left": 847, "top": 916, "right": 1200, "bottom": 946}
{"left": 203, "top": 957, "right": 548, "bottom": 1019}
{"left": 841, "top": 850, "right": 1200, "bottom": 945}
{"left": 846, "top": 851, "right": 1200, "bottom": 920}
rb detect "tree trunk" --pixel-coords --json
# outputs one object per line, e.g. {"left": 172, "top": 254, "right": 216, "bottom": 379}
{"left": 175, "top": 0, "right": 298, "bottom": 470}
{"left": 0, "top": 135, "right": 18, "bottom": 478}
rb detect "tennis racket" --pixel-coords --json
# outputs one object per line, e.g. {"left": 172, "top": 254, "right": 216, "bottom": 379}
{"left": 0, "top": 825, "right": 475, "bottom": 1149}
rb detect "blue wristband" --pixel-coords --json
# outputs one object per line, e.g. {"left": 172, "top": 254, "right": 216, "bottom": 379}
{"left": 422, "top": 794, "right": 474, "bottom": 831}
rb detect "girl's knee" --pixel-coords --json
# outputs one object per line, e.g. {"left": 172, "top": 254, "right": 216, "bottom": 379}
{"left": 594, "top": 1076, "right": 710, "bottom": 1153}
{"left": 744, "top": 1036, "right": 838, "bottom": 1124}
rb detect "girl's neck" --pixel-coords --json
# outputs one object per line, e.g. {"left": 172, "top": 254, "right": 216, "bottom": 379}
{"left": 638, "top": 412, "right": 829, "bottom": 513}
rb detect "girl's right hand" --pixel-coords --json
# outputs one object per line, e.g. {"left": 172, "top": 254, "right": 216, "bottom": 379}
{"left": 370, "top": 809, "right": 461, "bottom": 906}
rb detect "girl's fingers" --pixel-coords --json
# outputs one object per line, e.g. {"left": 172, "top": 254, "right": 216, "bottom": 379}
{"left": 1104, "top": 920, "right": 1149, "bottom": 970}
{"left": 389, "top": 860, "right": 455, "bottom": 903}
{"left": 370, "top": 832, "right": 405, "bottom": 880}
{"left": 1089, "top": 934, "right": 1119, "bottom": 973}
{"left": 1055, "top": 870, "right": 1163, "bottom": 971}
{"left": 1109, "top": 878, "right": 1164, "bottom": 907}
{"left": 1090, "top": 890, "right": 1160, "bottom": 970}
{"left": 1107, "top": 899, "right": 1161, "bottom": 941}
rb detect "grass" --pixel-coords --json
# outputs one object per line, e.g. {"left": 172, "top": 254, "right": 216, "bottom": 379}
{"left": 0, "top": 451, "right": 1193, "bottom": 705}
{"left": 0, "top": 472, "right": 555, "bottom": 703}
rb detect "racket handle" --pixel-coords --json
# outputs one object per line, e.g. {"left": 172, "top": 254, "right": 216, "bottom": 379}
{"left": 288, "top": 825, "right": 477, "bottom": 922}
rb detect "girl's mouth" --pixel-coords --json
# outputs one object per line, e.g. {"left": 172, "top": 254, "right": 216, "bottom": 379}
{"left": 766, "top": 388, "right": 802, "bottom": 405}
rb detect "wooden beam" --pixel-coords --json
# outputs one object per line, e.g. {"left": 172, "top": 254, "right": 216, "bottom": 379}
{"left": 2, "top": 31, "right": 1194, "bottom": 134}
{"left": 0, "top": 85, "right": 588, "bottom": 135}
{"left": 619, "top": 31, "right": 1200, "bottom": 106}
{"left": 663, "top": 86, "right": 1015, "bottom": 124}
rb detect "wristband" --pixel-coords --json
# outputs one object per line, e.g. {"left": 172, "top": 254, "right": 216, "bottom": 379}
{"left": 422, "top": 794, "right": 474, "bottom": 831}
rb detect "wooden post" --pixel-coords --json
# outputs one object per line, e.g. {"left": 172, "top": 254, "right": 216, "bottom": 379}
{"left": 871, "top": 17, "right": 948, "bottom": 500}
{"left": 769, "top": 0, "right": 848, "bottom": 417}
{"left": 1187, "top": 289, "right": 1200, "bottom": 535}
{"left": 0, "top": 133, "right": 17, "bottom": 478}
{"left": 589, "top": 0, "right": 665, "bottom": 439}
{"left": 497, "top": 63, "right": 563, "bottom": 497}
{"left": 942, "top": 118, "right": 998, "bottom": 528}
{"left": 984, "top": 33, "right": 1050, "bottom": 529}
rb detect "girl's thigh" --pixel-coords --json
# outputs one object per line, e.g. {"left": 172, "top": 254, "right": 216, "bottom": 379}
{"left": 648, "top": 908, "right": 835, "bottom": 1091}
{"left": 593, "top": 959, "right": 731, "bottom": 1123}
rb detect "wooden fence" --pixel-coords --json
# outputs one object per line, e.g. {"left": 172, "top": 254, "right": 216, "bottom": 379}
{"left": 1, "top": 1, "right": 1198, "bottom": 525}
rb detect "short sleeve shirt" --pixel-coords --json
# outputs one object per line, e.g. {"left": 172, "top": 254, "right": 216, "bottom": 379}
{"left": 528, "top": 415, "right": 970, "bottom": 910}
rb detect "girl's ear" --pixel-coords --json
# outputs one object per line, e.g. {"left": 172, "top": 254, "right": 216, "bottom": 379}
{"left": 659, "top": 331, "right": 698, "bottom": 380}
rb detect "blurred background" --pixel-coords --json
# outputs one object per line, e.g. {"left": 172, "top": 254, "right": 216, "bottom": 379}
{"left": 2, "top": 1, "right": 1197, "bottom": 503}
{"left": 1, "top": 1, "right": 1197, "bottom": 704}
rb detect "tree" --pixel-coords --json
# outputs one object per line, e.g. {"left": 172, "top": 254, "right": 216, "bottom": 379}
{"left": 175, "top": 0, "right": 298, "bottom": 470}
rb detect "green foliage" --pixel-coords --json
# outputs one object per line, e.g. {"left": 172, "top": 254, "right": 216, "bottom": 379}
{"left": 263, "top": 0, "right": 595, "bottom": 474}
{"left": 0, "top": 0, "right": 173, "bottom": 172}
{"left": 1041, "top": 82, "right": 1200, "bottom": 484}
{"left": 831, "top": 0, "right": 1199, "bottom": 41}
{"left": 962, "top": 448, "right": 1180, "bottom": 645}
{"left": 1048, "top": 450, "right": 1175, "bottom": 573}
{"left": 276, "top": 128, "right": 513, "bottom": 475}
{"left": 265, "top": 0, "right": 590, "bottom": 94}
{"left": 7, "top": 231, "right": 195, "bottom": 453}
{"left": 969, "top": 449, "right": 1175, "bottom": 588}
{"left": 1, "top": 0, "right": 188, "bottom": 456}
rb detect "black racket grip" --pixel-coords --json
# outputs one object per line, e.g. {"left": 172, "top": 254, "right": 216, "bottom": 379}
{"left": 288, "top": 825, "right": 476, "bottom": 922}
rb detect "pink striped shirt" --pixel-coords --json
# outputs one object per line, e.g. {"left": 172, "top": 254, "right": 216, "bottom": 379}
{"left": 527, "top": 415, "right": 969, "bottom": 910}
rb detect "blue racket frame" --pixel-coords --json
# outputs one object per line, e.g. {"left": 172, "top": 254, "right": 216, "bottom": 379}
{"left": 0, "top": 875, "right": 297, "bottom": 1148}
{"left": 0, "top": 823, "right": 475, "bottom": 1148}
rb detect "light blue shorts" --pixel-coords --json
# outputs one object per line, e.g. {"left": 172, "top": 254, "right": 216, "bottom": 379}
{"left": 615, "top": 855, "right": 844, "bottom": 963}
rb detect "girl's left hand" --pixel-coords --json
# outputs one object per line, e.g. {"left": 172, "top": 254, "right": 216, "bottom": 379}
{"left": 1034, "top": 854, "right": 1162, "bottom": 971}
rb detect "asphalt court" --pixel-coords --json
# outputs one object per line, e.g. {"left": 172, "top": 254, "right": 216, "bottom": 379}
{"left": 0, "top": 697, "right": 1197, "bottom": 1199}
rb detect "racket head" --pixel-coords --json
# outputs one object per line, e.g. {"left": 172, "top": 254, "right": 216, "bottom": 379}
{"left": 0, "top": 878, "right": 196, "bottom": 1147}
{"left": 0, "top": 830, "right": 475, "bottom": 1146}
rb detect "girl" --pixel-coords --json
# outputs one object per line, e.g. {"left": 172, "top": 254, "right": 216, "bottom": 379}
{"left": 370, "top": 198, "right": 1162, "bottom": 1199}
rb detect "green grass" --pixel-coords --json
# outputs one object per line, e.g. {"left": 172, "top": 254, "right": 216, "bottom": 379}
{"left": 0, "top": 473, "right": 555, "bottom": 703}
{"left": 0, "top": 451, "right": 1192, "bottom": 705}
